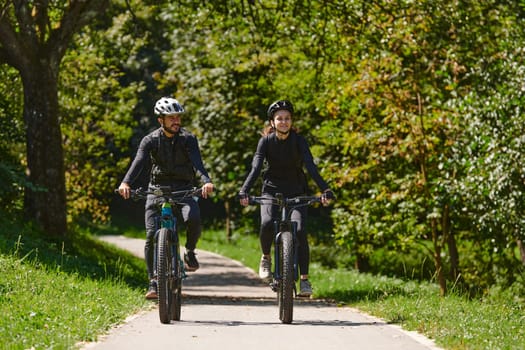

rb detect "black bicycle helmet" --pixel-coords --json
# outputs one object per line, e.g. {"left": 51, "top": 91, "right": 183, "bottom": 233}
{"left": 267, "top": 100, "right": 294, "bottom": 120}
{"left": 154, "top": 97, "right": 185, "bottom": 116}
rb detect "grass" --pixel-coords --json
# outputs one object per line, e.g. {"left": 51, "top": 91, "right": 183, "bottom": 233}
{"left": 310, "top": 266, "right": 525, "bottom": 349}
{"left": 0, "top": 254, "right": 146, "bottom": 349}
{"left": 0, "top": 215, "right": 150, "bottom": 349}
{"left": 197, "top": 228, "right": 525, "bottom": 350}
{"left": 1, "top": 215, "right": 524, "bottom": 349}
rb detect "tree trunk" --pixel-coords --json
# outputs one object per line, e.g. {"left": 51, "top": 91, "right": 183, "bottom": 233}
{"left": 355, "top": 252, "right": 370, "bottom": 273}
{"left": 431, "top": 218, "right": 447, "bottom": 296}
{"left": 22, "top": 62, "right": 67, "bottom": 238}
{"left": 443, "top": 204, "right": 460, "bottom": 282}
{"left": 447, "top": 231, "right": 460, "bottom": 282}
{"left": 0, "top": 0, "right": 111, "bottom": 238}
{"left": 517, "top": 238, "right": 525, "bottom": 266}
{"left": 224, "top": 200, "right": 231, "bottom": 241}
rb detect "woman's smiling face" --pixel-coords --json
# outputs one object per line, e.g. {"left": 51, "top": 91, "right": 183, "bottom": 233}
{"left": 272, "top": 110, "right": 292, "bottom": 135}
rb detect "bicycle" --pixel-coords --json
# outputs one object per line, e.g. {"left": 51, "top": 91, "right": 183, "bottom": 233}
{"left": 248, "top": 193, "right": 324, "bottom": 324}
{"left": 117, "top": 186, "right": 202, "bottom": 324}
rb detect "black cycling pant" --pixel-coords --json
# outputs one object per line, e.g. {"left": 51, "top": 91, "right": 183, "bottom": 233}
{"left": 144, "top": 195, "right": 201, "bottom": 280}
{"left": 260, "top": 200, "right": 309, "bottom": 276}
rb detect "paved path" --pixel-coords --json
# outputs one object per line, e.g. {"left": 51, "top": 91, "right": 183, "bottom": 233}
{"left": 81, "top": 235, "right": 442, "bottom": 350}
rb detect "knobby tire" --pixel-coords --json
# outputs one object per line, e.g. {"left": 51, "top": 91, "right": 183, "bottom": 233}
{"left": 157, "top": 228, "right": 173, "bottom": 324}
{"left": 278, "top": 231, "right": 294, "bottom": 324}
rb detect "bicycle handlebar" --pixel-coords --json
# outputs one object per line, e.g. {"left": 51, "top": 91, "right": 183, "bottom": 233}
{"left": 115, "top": 187, "right": 203, "bottom": 202}
{"left": 248, "top": 194, "right": 322, "bottom": 207}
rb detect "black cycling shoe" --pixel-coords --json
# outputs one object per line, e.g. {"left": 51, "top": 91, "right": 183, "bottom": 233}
{"left": 145, "top": 279, "right": 157, "bottom": 300}
{"left": 184, "top": 250, "right": 199, "bottom": 272}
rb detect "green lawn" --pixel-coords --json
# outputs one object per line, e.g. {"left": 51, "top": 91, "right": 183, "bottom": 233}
{"left": 1, "top": 218, "right": 523, "bottom": 349}
{"left": 197, "top": 229, "right": 525, "bottom": 350}
{"left": 0, "top": 217, "right": 150, "bottom": 349}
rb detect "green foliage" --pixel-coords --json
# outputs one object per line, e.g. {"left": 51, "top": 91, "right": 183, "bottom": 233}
{"left": 0, "top": 65, "right": 25, "bottom": 213}
{"left": 1, "top": 0, "right": 525, "bottom": 296}
{"left": 451, "top": 45, "right": 525, "bottom": 290}
{"left": 60, "top": 9, "right": 144, "bottom": 224}
{"left": 72, "top": 0, "right": 525, "bottom": 295}
{"left": 311, "top": 0, "right": 525, "bottom": 293}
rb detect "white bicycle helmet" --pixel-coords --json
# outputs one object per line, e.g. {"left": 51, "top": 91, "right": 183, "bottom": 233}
{"left": 154, "top": 97, "right": 185, "bottom": 116}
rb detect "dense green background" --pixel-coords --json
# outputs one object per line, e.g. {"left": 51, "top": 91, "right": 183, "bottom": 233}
{"left": 1, "top": 0, "right": 524, "bottom": 297}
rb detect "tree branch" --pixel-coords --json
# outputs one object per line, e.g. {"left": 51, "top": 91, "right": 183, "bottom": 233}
{"left": 0, "top": 8, "right": 27, "bottom": 69}
{"left": 47, "top": 0, "right": 109, "bottom": 61}
{"left": 13, "top": 0, "right": 39, "bottom": 49}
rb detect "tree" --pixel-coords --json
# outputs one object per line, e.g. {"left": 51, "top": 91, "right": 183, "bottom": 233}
{"left": 452, "top": 46, "right": 525, "bottom": 290}
{"left": 315, "top": 0, "right": 525, "bottom": 295}
{"left": 0, "top": 0, "right": 108, "bottom": 237}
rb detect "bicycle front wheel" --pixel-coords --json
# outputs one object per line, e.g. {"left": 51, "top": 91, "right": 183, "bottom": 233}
{"left": 278, "top": 231, "right": 294, "bottom": 324}
{"left": 157, "top": 228, "right": 173, "bottom": 324}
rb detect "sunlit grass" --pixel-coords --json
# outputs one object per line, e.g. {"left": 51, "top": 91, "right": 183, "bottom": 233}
{"left": 3, "top": 215, "right": 522, "bottom": 349}
{"left": 198, "top": 229, "right": 261, "bottom": 272}
{"left": 199, "top": 228, "right": 525, "bottom": 350}
{"left": 0, "top": 254, "right": 146, "bottom": 349}
{"left": 0, "top": 215, "right": 149, "bottom": 349}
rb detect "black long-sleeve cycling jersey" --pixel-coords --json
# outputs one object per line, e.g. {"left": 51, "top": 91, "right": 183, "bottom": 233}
{"left": 122, "top": 127, "right": 211, "bottom": 188}
{"left": 240, "top": 130, "right": 329, "bottom": 197}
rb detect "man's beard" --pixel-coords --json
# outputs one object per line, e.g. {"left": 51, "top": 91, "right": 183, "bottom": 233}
{"left": 163, "top": 123, "right": 180, "bottom": 135}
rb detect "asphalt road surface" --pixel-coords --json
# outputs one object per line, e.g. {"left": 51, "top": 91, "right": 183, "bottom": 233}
{"left": 81, "top": 235, "right": 442, "bottom": 350}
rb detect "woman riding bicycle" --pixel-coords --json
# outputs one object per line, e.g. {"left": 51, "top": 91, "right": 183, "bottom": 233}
{"left": 238, "top": 99, "right": 334, "bottom": 297}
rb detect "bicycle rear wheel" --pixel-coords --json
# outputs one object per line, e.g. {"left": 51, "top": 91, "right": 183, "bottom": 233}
{"left": 170, "top": 248, "right": 182, "bottom": 321}
{"left": 278, "top": 231, "right": 294, "bottom": 324}
{"left": 157, "top": 228, "right": 173, "bottom": 324}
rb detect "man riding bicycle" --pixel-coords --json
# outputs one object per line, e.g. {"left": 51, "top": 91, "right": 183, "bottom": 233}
{"left": 118, "top": 97, "right": 214, "bottom": 299}
{"left": 238, "top": 99, "right": 333, "bottom": 297}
